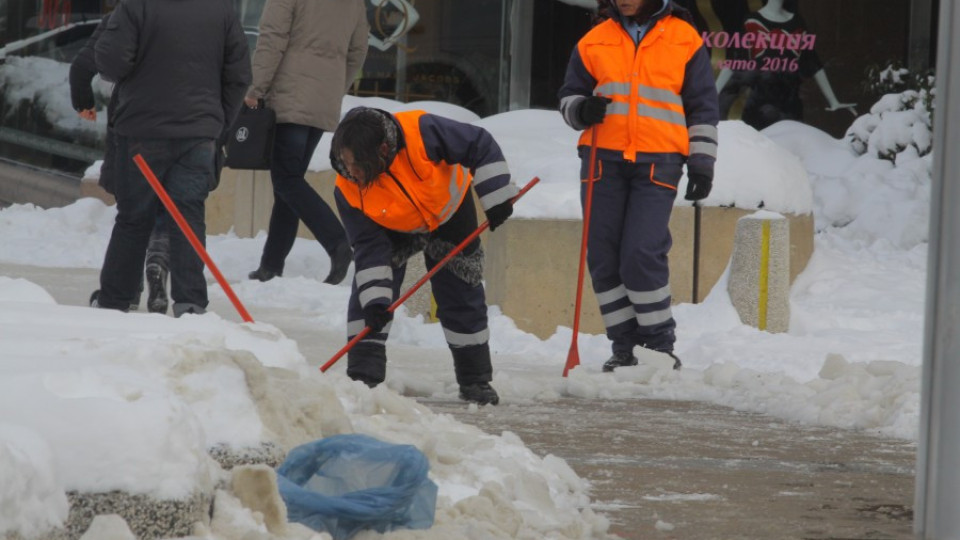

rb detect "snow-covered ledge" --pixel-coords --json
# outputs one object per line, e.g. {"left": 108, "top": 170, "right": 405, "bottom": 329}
{"left": 482, "top": 208, "right": 812, "bottom": 339}
{"left": 72, "top": 120, "right": 815, "bottom": 338}
{"left": 203, "top": 122, "right": 814, "bottom": 339}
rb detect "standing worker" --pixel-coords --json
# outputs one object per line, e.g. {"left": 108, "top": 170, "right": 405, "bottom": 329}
{"left": 71, "top": 13, "right": 171, "bottom": 315}
{"left": 91, "top": 0, "right": 251, "bottom": 317}
{"left": 558, "top": 0, "right": 719, "bottom": 371}
{"left": 244, "top": 0, "right": 369, "bottom": 285}
{"left": 329, "top": 107, "right": 518, "bottom": 405}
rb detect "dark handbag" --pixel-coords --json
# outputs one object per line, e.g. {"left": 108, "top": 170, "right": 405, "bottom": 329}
{"left": 225, "top": 100, "right": 276, "bottom": 170}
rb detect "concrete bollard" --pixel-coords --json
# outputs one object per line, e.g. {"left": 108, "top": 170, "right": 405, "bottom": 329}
{"left": 727, "top": 211, "right": 790, "bottom": 333}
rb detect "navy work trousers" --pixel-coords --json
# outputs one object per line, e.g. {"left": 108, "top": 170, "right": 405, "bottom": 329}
{"left": 345, "top": 195, "right": 491, "bottom": 386}
{"left": 582, "top": 158, "right": 681, "bottom": 354}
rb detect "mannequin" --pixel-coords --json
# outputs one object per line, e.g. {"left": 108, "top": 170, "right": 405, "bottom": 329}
{"left": 714, "top": 0, "right": 855, "bottom": 129}
{"left": 367, "top": 0, "right": 420, "bottom": 51}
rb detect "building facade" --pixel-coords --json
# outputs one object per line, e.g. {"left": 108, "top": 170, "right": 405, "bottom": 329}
{"left": 0, "top": 0, "right": 938, "bottom": 178}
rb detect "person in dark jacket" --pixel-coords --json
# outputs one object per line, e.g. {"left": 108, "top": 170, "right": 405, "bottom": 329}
{"left": 244, "top": 0, "right": 369, "bottom": 285}
{"left": 329, "top": 107, "right": 518, "bottom": 405}
{"left": 90, "top": 0, "right": 251, "bottom": 317}
{"left": 70, "top": 13, "right": 171, "bottom": 314}
{"left": 558, "top": 0, "right": 719, "bottom": 371}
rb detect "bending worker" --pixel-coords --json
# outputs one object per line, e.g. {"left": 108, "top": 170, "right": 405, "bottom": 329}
{"left": 330, "top": 107, "right": 518, "bottom": 405}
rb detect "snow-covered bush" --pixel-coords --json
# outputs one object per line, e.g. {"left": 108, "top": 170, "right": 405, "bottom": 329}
{"left": 846, "top": 64, "right": 934, "bottom": 164}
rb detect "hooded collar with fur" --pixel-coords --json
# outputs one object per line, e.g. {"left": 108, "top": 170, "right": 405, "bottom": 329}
{"left": 330, "top": 107, "right": 405, "bottom": 186}
{"left": 597, "top": 0, "right": 695, "bottom": 29}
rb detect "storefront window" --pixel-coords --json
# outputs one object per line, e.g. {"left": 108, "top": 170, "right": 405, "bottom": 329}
{"left": 0, "top": 2, "right": 105, "bottom": 176}
{"left": 0, "top": 0, "right": 507, "bottom": 177}
{"left": 0, "top": 0, "right": 7, "bottom": 48}
{"left": 0, "top": 0, "right": 939, "bottom": 178}
{"left": 356, "top": 0, "right": 505, "bottom": 118}
{"left": 677, "top": 0, "right": 922, "bottom": 138}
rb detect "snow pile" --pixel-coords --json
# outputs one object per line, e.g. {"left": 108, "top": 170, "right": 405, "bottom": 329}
{"left": 0, "top": 277, "right": 607, "bottom": 539}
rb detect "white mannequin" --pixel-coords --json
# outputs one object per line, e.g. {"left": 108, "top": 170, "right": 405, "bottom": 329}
{"left": 715, "top": 0, "right": 857, "bottom": 116}
{"left": 367, "top": 0, "right": 420, "bottom": 52}
{"left": 757, "top": 0, "right": 793, "bottom": 23}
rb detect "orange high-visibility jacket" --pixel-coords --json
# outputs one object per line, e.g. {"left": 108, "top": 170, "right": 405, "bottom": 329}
{"left": 336, "top": 110, "right": 472, "bottom": 233}
{"left": 580, "top": 18, "right": 698, "bottom": 158}
{"left": 559, "top": 11, "right": 719, "bottom": 167}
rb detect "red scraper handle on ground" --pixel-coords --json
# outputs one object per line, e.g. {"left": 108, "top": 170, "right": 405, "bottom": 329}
{"left": 133, "top": 153, "right": 254, "bottom": 323}
{"left": 563, "top": 125, "right": 600, "bottom": 377}
{"left": 320, "top": 176, "right": 541, "bottom": 373}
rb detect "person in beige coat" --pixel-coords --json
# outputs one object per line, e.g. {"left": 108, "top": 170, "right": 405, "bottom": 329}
{"left": 245, "top": 0, "right": 369, "bottom": 285}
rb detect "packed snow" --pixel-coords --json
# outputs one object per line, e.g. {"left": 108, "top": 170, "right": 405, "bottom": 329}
{"left": 0, "top": 93, "right": 930, "bottom": 539}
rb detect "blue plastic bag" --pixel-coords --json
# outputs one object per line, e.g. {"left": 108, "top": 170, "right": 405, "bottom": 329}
{"left": 276, "top": 434, "right": 438, "bottom": 540}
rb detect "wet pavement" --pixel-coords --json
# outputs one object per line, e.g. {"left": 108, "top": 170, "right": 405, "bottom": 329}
{"left": 423, "top": 397, "right": 915, "bottom": 539}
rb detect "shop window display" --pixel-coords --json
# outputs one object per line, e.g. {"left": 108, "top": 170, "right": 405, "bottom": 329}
{"left": 680, "top": 0, "right": 915, "bottom": 138}
{"left": 714, "top": 0, "right": 857, "bottom": 131}
{"left": 0, "top": 18, "right": 104, "bottom": 175}
{"left": 355, "top": 0, "right": 502, "bottom": 117}
{"left": 0, "top": 0, "right": 506, "bottom": 177}
{"left": 0, "top": 0, "right": 935, "bottom": 177}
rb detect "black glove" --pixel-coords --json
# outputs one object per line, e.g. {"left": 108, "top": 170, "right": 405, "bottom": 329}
{"left": 486, "top": 200, "right": 513, "bottom": 232}
{"left": 684, "top": 167, "right": 713, "bottom": 201}
{"left": 362, "top": 303, "right": 393, "bottom": 333}
{"left": 577, "top": 96, "right": 613, "bottom": 126}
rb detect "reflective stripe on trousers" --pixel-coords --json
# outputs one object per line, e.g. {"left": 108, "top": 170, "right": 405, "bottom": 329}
{"left": 582, "top": 159, "right": 679, "bottom": 352}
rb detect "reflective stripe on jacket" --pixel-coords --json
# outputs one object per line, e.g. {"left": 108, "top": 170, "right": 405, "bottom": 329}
{"left": 336, "top": 110, "right": 472, "bottom": 233}
{"left": 558, "top": 5, "right": 719, "bottom": 169}
{"left": 334, "top": 110, "right": 516, "bottom": 310}
{"left": 580, "top": 17, "right": 697, "bottom": 159}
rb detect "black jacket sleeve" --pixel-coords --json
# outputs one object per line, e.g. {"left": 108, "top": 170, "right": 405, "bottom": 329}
{"left": 94, "top": 0, "right": 142, "bottom": 84}
{"left": 417, "top": 114, "right": 519, "bottom": 213}
{"left": 220, "top": 8, "right": 252, "bottom": 138}
{"left": 69, "top": 14, "right": 110, "bottom": 111}
{"left": 557, "top": 46, "right": 598, "bottom": 131}
{"left": 334, "top": 188, "right": 396, "bottom": 310}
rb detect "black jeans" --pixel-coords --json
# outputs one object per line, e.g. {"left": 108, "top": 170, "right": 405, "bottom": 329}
{"left": 259, "top": 123, "right": 347, "bottom": 273}
{"left": 98, "top": 136, "right": 214, "bottom": 314}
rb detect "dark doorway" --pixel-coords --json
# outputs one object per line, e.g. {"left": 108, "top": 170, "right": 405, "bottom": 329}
{"left": 530, "top": 0, "right": 594, "bottom": 110}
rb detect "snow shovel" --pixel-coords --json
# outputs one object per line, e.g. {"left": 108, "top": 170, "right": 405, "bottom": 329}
{"left": 133, "top": 154, "right": 255, "bottom": 323}
{"left": 563, "top": 124, "right": 600, "bottom": 377}
{"left": 320, "top": 176, "right": 542, "bottom": 373}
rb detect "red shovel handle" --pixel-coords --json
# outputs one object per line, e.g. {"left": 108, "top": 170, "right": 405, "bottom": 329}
{"left": 564, "top": 121, "right": 601, "bottom": 377}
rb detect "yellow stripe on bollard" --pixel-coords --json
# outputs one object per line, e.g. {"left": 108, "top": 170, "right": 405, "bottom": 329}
{"left": 429, "top": 293, "right": 439, "bottom": 322}
{"left": 758, "top": 220, "right": 770, "bottom": 331}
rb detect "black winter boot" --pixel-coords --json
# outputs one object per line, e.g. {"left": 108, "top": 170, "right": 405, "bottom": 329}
{"left": 452, "top": 343, "right": 498, "bottom": 405}
{"left": 324, "top": 242, "right": 353, "bottom": 285}
{"left": 130, "top": 281, "right": 143, "bottom": 311}
{"left": 459, "top": 382, "right": 500, "bottom": 405}
{"left": 248, "top": 266, "right": 282, "bottom": 282}
{"left": 666, "top": 351, "right": 682, "bottom": 371}
{"left": 145, "top": 263, "right": 168, "bottom": 314}
{"left": 347, "top": 342, "right": 387, "bottom": 388}
{"left": 602, "top": 350, "right": 638, "bottom": 372}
